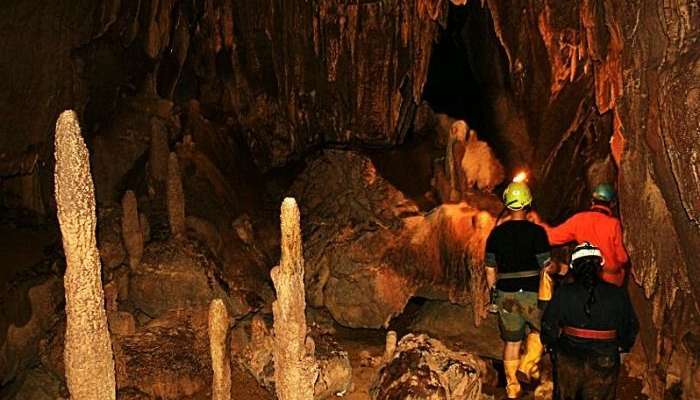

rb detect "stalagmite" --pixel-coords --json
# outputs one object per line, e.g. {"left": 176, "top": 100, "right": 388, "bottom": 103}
{"left": 383, "top": 331, "right": 397, "bottom": 362}
{"left": 54, "top": 110, "right": 116, "bottom": 400}
{"left": 121, "top": 190, "right": 143, "bottom": 268}
{"left": 209, "top": 298, "right": 231, "bottom": 400}
{"left": 167, "top": 152, "right": 186, "bottom": 239}
{"left": 270, "top": 198, "right": 317, "bottom": 400}
{"left": 149, "top": 120, "right": 169, "bottom": 183}
{"left": 445, "top": 120, "right": 468, "bottom": 202}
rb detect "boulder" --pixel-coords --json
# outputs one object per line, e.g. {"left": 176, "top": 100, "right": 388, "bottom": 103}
{"left": 370, "top": 333, "right": 486, "bottom": 400}
{"left": 290, "top": 150, "right": 499, "bottom": 328}
{"left": 409, "top": 300, "right": 502, "bottom": 360}
{"left": 128, "top": 239, "right": 252, "bottom": 320}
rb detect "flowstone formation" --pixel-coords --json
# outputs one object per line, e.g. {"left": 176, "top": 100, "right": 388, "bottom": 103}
{"left": 54, "top": 110, "right": 116, "bottom": 400}
{"left": 370, "top": 333, "right": 485, "bottom": 400}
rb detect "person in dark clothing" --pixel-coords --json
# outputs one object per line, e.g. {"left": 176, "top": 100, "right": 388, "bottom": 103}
{"left": 485, "top": 181, "right": 551, "bottom": 398}
{"left": 541, "top": 242, "right": 639, "bottom": 400}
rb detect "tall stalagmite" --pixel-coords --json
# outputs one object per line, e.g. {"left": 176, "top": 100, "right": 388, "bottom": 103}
{"left": 167, "top": 152, "right": 186, "bottom": 239}
{"left": 271, "top": 198, "right": 317, "bottom": 400}
{"left": 209, "top": 298, "right": 231, "bottom": 400}
{"left": 54, "top": 110, "right": 116, "bottom": 400}
{"left": 121, "top": 190, "right": 143, "bottom": 268}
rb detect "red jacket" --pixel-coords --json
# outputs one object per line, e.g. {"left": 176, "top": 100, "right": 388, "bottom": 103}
{"left": 544, "top": 205, "right": 629, "bottom": 286}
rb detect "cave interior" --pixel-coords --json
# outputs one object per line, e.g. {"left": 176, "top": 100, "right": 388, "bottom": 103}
{"left": 0, "top": 0, "right": 698, "bottom": 399}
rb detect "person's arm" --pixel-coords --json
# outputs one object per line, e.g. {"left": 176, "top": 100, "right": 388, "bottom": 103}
{"left": 484, "top": 232, "right": 498, "bottom": 289}
{"left": 540, "top": 290, "right": 563, "bottom": 348}
{"left": 618, "top": 290, "right": 639, "bottom": 352}
{"left": 545, "top": 214, "right": 580, "bottom": 246}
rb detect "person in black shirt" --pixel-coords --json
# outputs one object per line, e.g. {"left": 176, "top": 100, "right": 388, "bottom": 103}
{"left": 485, "top": 181, "right": 551, "bottom": 399}
{"left": 541, "top": 242, "right": 639, "bottom": 400}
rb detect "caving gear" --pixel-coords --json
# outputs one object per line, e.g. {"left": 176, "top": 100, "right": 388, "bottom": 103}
{"left": 541, "top": 245, "right": 638, "bottom": 400}
{"left": 517, "top": 332, "right": 543, "bottom": 384}
{"left": 562, "top": 326, "right": 617, "bottom": 341}
{"left": 504, "top": 359, "right": 523, "bottom": 398}
{"left": 544, "top": 204, "right": 629, "bottom": 286}
{"left": 570, "top": 242, "right": 604, "bottom": 268}
{"left": 538, "top": 269, "right": 554, "bottom": 303}
{"left": 503, "top": 182, "right": 533, "bottom": 211}
{"left": 592, "top": 183, "right": 616, "bottom": 203}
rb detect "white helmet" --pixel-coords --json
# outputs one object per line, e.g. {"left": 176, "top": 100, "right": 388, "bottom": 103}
{"left": 570, "top": 242, "right": 604, "bottom": 269}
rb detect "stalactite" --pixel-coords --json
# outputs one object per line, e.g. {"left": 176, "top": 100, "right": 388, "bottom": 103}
{"left": 167, "top": 152, "right": 186, "bottom": 239}
{"left": 121, "top": 190, "right": 143, "bottom": 269}
{"left": 209, "top": 298, "right": 231, "bottom": 400}
{"left": 271, "top": 198, "right": 317, "bottom": 400}
{"left": 54, "top": 110, "right": 116, "bottom": 400}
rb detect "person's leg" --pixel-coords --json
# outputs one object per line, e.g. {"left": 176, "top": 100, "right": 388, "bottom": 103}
{"left": 504, "top": 341, "right": 523, "bottom": 398}
{"left": 518, "top": 291, "right": 544, "bottom": 383}
{"left": 554, "top": 350, "right": 583, "bottom": 400}
{"left": 497, "top": 291, "right": 527, "bottom": 398}
{"left": 581, "top": 353, "right": 620, "bottom": 400}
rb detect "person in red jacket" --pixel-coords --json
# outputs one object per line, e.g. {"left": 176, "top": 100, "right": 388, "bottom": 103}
{"left": 543, "top": 183, "right": 629, "bottom": 286}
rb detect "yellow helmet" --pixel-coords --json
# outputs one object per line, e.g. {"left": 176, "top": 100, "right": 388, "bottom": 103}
{"left": 503, "top": 182, "right": 532, "bottom": 210}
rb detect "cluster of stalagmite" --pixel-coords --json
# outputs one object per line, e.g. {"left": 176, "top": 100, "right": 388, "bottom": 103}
{"left": 209, "top": 298, "right": 231, "bottom": 400}
{"left": 54, "top": 110, "right": 116, "bottom": 400}
{"left": 121, "top": 190, "right": 144, "bottom": 268}
{"left": 271, "top": 198, "right": 318, "bottom": 400}
{"left": 167, "top": 152, "right": 186, "bottom": 239}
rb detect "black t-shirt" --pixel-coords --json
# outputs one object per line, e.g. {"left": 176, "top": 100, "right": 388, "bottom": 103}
{"left": 485, "top": 220, "right": 550, "bottom": 292}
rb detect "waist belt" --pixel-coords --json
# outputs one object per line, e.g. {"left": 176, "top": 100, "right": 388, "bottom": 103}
{"left": 497, "top": 270, "right": 540, "bottom": 280}
{"left": 562, "top": 326, "right": 617, "bottom": 340}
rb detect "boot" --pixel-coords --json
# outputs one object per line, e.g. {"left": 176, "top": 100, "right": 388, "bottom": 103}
{"left": 504, "top": 359, "right": 522, "bottom": 399}
{"left": 517, "top": 332, "right": 543, "bottom": 384}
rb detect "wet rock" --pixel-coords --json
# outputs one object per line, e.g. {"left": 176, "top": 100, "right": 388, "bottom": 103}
{"left": 231, "top": 315, "right": 352, "bottom": 399}
{"left": 370, "top": 333, "right": 485, "bottom": 400}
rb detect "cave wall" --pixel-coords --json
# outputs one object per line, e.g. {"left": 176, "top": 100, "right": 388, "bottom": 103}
{"left": 476, "top": 0, "right": 700, "bottom": 396}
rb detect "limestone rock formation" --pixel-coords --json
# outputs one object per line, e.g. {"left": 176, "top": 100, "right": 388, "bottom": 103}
{"left": 166, "top": 152, "right": 186, "bottom": 239}
{"left": 230, "top": 315, "right": 352, "bottom": 399}
{"left": 460, "top": 130, "right": 505, "bottom": 192}
{"left": 121, "top": 190, "right": 144, "bottom": 269}
{"left": 113, "top": 309, "right": 211, "bottom": 399}
{"left": 270, "top": 198, "right": 317, "bottom": 400}
{"left": 54, "top": 110, "right": 116, "bottom": 400}
{"left": 209, "top": 299, "right": 231, "bottom": 400}
{"left": 128, "top": 239, "right": 248, "bottom": 320}
{"left": 370, "top": 334, "right": 485, "bottom": 400}
{"left": 290, "top": 150, "right": 499, "bottom": 328}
